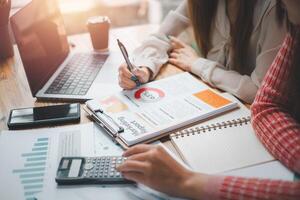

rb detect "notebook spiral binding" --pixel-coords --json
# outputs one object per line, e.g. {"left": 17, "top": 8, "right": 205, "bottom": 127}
{"left": 171, "top": 116, "right": 251, "bottom": 139}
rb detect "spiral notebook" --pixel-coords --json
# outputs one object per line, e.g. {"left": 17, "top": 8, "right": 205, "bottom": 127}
{"left": 170, "top": 116, "right": 275, "bottom": 174}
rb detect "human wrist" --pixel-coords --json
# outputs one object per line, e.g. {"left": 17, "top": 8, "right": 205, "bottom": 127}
{"left": 187, "top": 57, "right": 199, "bottom": 72}
{"left": 143, "top": 66, "right": 153, "bottom": 81}
{"left": 179, "top": 171, "right": 209, "bottom": 200}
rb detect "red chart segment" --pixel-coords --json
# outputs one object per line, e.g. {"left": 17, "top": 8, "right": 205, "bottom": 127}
{"left": 134, "top": 87, "right": 165, "bottom": 102}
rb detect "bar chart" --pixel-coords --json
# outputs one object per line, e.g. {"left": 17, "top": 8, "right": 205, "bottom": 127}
{"left": 12, "top": 137, "right": 49, "bottom": 200}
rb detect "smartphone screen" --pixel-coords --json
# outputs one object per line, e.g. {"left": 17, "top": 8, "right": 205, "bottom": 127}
{"left": 9, "top": 104, "right": 79, "bottom": 124}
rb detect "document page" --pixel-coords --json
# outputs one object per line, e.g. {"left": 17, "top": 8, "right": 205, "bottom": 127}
{"left": 87, "top": 73, "right": 238, "bottom": 145}
{"left": 0, "top": 123, "right": 123, "bottom": 200}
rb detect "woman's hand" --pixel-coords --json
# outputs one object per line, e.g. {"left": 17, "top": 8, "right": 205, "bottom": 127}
{"left": 169, "top": 36, "right": 199, "bottom": 72}
{"left": 117, "top": 144, "right": 208, "bottom": 199}
{"left": 118, "top": 64, "right": 152, "bottom": 90}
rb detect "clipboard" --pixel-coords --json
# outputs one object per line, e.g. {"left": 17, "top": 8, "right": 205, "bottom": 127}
{"left": 83, "top": 73, "right": 240, "bottom": 149}
{"left": 83, "top": 103, "right": 239, "bottom": 150}
{"left": 83, "top": 104, "right": 174, "bottom": 149}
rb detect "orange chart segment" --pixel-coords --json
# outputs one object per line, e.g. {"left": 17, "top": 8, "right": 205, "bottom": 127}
{"left": 193, "top": 89, "right": 232, "bottom": 108}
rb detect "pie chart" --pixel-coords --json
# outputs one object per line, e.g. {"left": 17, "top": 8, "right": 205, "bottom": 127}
{"left": 134, "top": 87, "right": 165, "bottom": 102}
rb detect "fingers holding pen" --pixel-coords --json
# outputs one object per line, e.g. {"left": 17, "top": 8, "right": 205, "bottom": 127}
{"left": 119, "top": 63, "right": 135, "bottom": 79}
{"left": 118, "top": 64, "right": 137, "bottom": 89}
{"left": 118, "top": 63, "right": 152, "bottom": 89}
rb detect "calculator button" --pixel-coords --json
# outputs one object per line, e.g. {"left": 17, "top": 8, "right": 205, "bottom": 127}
{"left": 84, "top": 163, "right": 94, "bottom": 170}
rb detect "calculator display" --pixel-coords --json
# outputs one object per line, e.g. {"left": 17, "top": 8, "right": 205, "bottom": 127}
{"left": 68, "top": 159, "right": 82, "bottom": 177}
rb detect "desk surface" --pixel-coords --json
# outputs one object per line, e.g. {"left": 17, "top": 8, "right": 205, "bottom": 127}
{"left": 0, "top": 25, "right": 293, "bottom": 200}
{"left": 0, "top": 24, "right": 183, "bottom": 130}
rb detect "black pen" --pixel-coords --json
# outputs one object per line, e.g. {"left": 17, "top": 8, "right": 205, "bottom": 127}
{"left": 117, "top": 39, "right": 141, "bottom": 87}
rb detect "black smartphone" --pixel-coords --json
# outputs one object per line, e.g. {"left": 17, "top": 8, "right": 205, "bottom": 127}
{"left": 7, "top": 103, "right": 80, "bottom": 130}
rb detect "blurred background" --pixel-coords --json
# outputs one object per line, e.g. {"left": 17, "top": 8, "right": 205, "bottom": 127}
{"left": 11, "top": 0, "right": 183, "bottom": 35}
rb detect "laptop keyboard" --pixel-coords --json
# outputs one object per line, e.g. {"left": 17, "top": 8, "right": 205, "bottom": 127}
{"left": 45, "top": 53, "right": 108, "bottom": 96}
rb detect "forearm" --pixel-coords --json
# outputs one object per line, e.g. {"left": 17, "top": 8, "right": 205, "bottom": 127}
{"left": 158, "top": 0, "right": 190, "bottom": 36}
{"left": 191, "top": 58, "right": 258, "bottom": 103}
{"left": 251, "top": 88, "right": 300, "bottom": 173}
{"left": 219, "top": 176, "right": 300, "bottom": 200}
{"left": 251, "top": 35, "right": 300, "bottom": 173}
{"left": 131, "top": 34, "right": 170, "bottom": 79}
{"left": 182, "top": 173, "right": 300, "bottom": 200}
{"left": 132, "top": 1, "right": 189, "bottom": 79}
{"left": 181, "top": 173, "right": 222, "bottom": 200}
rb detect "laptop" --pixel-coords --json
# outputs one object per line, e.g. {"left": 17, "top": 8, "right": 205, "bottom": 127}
{"left": 10, "top": 0, "right": 121, "bottom": 101}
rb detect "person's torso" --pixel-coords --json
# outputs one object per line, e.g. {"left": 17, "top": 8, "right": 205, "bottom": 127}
{"left": 206, "top": 0, "right": 274, "bottom": 75}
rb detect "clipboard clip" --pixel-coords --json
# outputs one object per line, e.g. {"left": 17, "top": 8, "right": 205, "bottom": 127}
{"left": 84, "top": 105, "right": 124, "bottom": 143}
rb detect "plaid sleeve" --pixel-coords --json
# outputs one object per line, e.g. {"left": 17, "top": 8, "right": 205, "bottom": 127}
{"left": 251, "top": 35, "right": 300, "bottom": 173}
{"left": 219, "top": 176, "right": 300, "bottom": 200}
{"left": 202, "top": 35, "right": 300, "bottom": 200}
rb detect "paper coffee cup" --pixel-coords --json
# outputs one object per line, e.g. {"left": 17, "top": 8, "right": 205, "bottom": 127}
{"left": 87, "top": 16, "right": 110, "bottom": 51}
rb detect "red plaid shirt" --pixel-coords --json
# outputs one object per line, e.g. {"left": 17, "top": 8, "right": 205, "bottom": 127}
{"left": 204, "top": 35, "right": 300, "bottom": 200}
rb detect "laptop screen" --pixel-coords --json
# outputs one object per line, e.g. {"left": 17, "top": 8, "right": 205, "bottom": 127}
{"left": 11, "top": 0, "right": 69, "bottom": 96}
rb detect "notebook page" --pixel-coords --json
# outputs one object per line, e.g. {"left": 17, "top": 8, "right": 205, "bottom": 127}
{"left": 172, "top": 122, "right": 274, "bottom": 174}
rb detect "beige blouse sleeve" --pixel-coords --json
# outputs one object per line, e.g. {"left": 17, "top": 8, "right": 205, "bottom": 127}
{"left": 190, "top": 4, "right": 286, "bottom": 104}
{"left": 131, "top": 1, "right": 190, "bottom": 78}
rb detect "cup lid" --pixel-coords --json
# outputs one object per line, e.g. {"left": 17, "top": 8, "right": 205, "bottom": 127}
{"left": 87, "top": 16, "right": 110, "bottom": 24}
